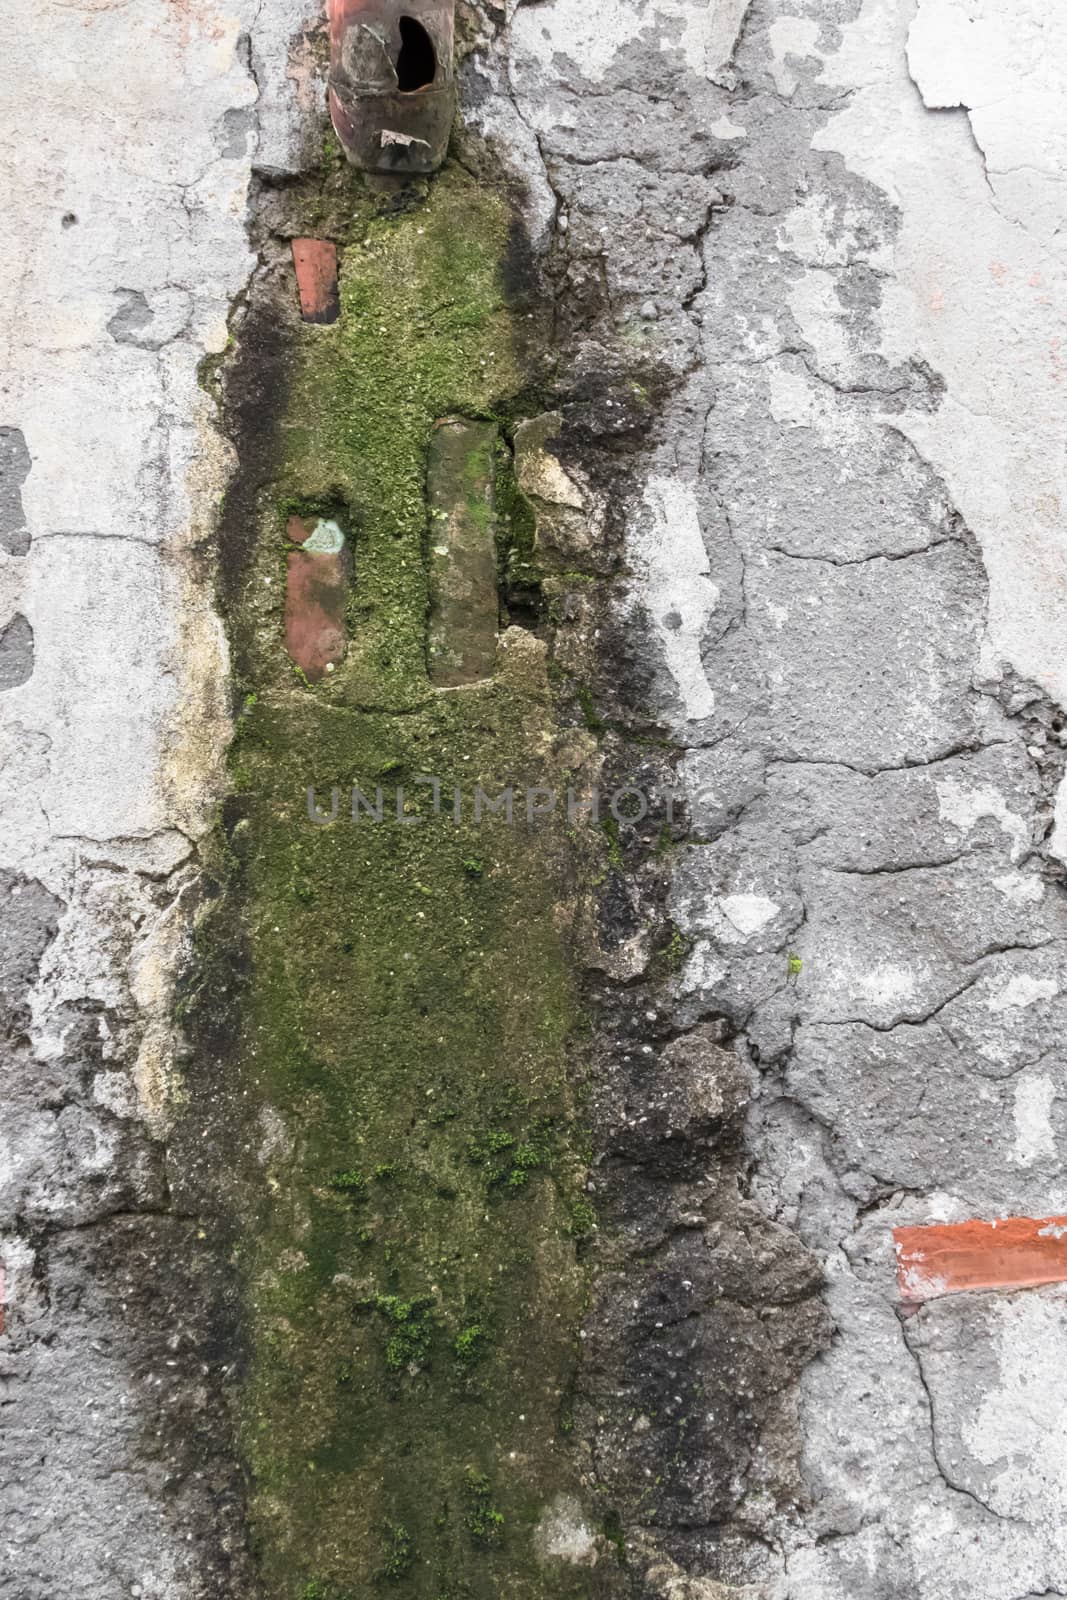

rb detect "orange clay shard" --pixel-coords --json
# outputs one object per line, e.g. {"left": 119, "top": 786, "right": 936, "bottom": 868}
{"left": 894, "top": 1215, "right": 1067, "bottom": 1305}
{"left": 291, "top": 239, "right": 340, "bottom": 325}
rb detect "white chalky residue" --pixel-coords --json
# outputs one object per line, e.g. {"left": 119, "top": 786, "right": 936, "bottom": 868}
{"left": 936, "top": 777, "right": 1029, "bottom": 861}
{"left": 992, "top": 871, "right": 1045, "bottom": 906}
{"left": 854, "top": 963, "right": 917, "bottom": 1009}
{"left": 629, "top": 477, "right": 718, "bottom": 724}
{"left": 1011, "top": 1075, "right": 1058, "bottom": 1169}
{"left": 964, "top": 1291, "right": 1067, "bottom": 1523}
{"left": 767, "top": 360, "right": 868, "bottom": 450}
{"left": 986, "top": 973, "right": 1061, "bottom": 1013}
{"left": 788, "top": 270, "right": 859, "bottom": 385}
{"left": 710, "top": 115, "right": 747, "bottom": 140}
{"left": 678, "top": 942, "right": 728, "bottom": 996}
{"left": 719, "top": 893, "right": 780, "bottom": 937}
{"left": 533, "top": 1494, "right": 599, "bottom": 1566}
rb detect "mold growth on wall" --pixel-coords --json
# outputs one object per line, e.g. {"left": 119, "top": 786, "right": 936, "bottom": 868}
{"left": 178, "top": 3, "right": 840, "bottom": 1593}
{"left": 180, "top": 148, "right": 624, "bottom": 1596}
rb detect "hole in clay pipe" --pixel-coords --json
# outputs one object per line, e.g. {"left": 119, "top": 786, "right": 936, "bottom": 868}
{"left": 396, "top": 16, "right": 436, "bottom": 92}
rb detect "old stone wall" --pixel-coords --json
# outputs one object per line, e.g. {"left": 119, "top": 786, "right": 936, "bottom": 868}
{"left": 2, "top": 0, "right": 1065, "bottom": 1597}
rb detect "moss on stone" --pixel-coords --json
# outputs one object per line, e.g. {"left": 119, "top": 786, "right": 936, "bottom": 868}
{"left": 206, "top": 166, "right": 601, "bottom": 1598}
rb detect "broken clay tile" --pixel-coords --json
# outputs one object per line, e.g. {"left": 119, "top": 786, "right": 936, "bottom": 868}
{"left": 284, "top": 518, "right": 350, "bottom": 682}
{"left": 894, "top": 1215, "right": 1067, "bottom": 1305}
{"left": 292, "top": 239, "right": 340, "bottom": 325}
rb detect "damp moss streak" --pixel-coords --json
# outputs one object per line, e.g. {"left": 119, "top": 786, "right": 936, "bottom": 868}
{"left": 216, "top": 171, "right": 597, "bottom": 1598}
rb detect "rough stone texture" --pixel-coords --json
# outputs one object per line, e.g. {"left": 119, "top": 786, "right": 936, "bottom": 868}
{"left": 472, "top": 0, "right": 1067, "bottom": 1594}
{"left": 5, "top": 0, "right": 1067, "bottom": 1595}
{"left": 0, "top": 0, "right": 318, "bottom": 1592}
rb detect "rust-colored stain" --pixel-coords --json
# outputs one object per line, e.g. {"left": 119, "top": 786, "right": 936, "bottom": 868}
{"left": 894, "top": 1215, "right": 1067, "bottom": 1305}
{"left": 292, "top": 239, "right": 340, "bottom": 324}
{"left": 285, "top": 516, "right": 349, "bottom": 681}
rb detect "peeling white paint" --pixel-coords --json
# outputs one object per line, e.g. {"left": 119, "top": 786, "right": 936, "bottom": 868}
{"left": 766, "top": 15, "right": 820, "bottom": 97}
{"left": 778, "top": 192, "right": 893, "bottom": 272}
{"left": 810, "top": 0, "right": 1067, "bottom": 856}
{"left": 965, "top": 1289, "right": 1067, "bottom": 1522}
{"left": 907, "top": 0, "right": 1067, "bottom": 238}
{"left": 511, "top": 0, "right": 751, "bottom": 83}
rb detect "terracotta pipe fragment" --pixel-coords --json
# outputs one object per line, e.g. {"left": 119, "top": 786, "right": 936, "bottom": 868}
{"left": 328, "top": 0, "right": 455, "bottom": 176}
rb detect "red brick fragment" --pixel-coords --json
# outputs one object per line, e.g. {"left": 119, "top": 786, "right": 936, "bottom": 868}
{"left": 894, "top": 1214, "right": 1067, "bottom": 1305}
{"left": 284, "top": 516, "right": 349, "bottom": 681}
{"left": 292, "top": 238, "right": 340, "bottom": 324}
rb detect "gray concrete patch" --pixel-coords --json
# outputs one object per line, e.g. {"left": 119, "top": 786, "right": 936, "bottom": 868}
{"left": 758, "top": 741, "right": 1038, "bottom": 870}
{"left": 731, "top": 545, "right": 986, "bottom": 770}
{"left": 795, "top": 854, "right": 1060, "bottom": 1028}
{"left": 0, "top": 427, "right": 31, "bottom": 557}
{"left": 0, "top": 613, "right": 34, "bottom": 691}
{"left": 0, "top": 871, "right": 60, "bottom": 1035}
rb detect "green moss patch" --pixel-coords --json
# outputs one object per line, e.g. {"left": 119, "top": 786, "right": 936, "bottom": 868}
{"left": 205, "top": 167, "right": 599, "bottom": 1599}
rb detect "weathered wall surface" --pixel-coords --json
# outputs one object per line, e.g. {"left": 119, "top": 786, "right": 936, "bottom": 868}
{"left": 3, "top": 0, "right": 1066, "bottom": 1596}
{"left": 0, "top": 0, "right": 310, "bottom": 1592}
{"left": 495, "top": 1, "right": 1067, "bottom": 1595}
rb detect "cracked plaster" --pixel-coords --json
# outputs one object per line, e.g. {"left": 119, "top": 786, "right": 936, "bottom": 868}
{"left": 4, "top": 0, "right": 1067, "bottom": 1594}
